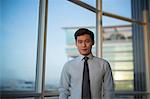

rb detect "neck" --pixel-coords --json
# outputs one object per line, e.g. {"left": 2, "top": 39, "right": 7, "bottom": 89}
{"left": 82, "top": 53, "right": 92, "bottom": 57}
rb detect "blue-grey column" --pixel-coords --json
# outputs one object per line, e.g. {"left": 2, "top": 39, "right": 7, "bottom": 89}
{"left": 131, "top": 0, "right": 150, "bottom": 98}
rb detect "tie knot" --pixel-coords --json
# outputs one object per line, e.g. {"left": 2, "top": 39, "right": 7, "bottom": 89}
{"left": 84, "top": 57, "right": 89, "bottom": 61}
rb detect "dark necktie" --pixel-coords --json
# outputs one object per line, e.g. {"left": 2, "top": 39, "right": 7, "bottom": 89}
{"left": 82, "top": 57, "right": 91, "bottom": 99}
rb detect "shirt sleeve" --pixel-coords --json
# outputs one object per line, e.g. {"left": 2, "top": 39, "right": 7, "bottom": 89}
{"left": 103, "top": 61, "right": 115, "bottom": 99}
{"left": 58, "top": 63, "right": 71, "bottom": 99}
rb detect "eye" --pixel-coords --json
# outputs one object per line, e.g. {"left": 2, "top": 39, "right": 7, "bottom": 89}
{"left": 78, "top": 40, "right": 83, "bottom": 44}
{"left": 85, "top": 40, "right": 91, "bottom": 43}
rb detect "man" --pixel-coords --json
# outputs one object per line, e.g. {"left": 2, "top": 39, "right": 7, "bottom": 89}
{"left": 59, "top": 28, "right": 114, "bottom": 99}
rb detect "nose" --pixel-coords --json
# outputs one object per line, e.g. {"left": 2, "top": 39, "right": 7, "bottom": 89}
{"left": 82, "top": 42, "right": 86, "bottom": 47}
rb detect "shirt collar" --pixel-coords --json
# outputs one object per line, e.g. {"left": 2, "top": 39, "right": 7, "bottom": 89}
{"left": 79, "top": 53, "right": 94, "bottom": 61}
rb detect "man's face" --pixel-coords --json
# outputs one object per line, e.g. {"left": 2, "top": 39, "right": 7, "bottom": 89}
{"left": 76, "top": 34, "right": 94, "bottom": 56}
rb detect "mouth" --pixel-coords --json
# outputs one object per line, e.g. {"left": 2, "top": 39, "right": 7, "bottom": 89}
{"left": 81, "top": 49, "right": 88, "bottom": 51}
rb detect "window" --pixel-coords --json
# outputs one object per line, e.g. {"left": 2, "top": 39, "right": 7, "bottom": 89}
{"left": 102, "top": 0, "right": 133, "bottom": 91}
{"left": 1, "top": 0, "right": 39, "bottom": 91}
{"left": 45, "top": 0, "right": 95, "bottom": 91}
{"left": 103, "top": 0, "right": 131, "bottom": 18}
{"left": 1, "top": 0, "right": 149, "bottom": 98}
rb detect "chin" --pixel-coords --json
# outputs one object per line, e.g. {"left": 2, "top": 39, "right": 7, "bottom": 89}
{"left": 80, "top": 52, "right": 90, "bottom": 56}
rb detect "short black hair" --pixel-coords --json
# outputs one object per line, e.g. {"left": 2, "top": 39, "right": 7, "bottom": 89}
{"left": 74, "top": 28, "right": 94, "bottom": 43}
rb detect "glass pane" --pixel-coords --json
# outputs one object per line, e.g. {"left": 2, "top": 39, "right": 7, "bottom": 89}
{"left": 111, "top": 61, "right": 133, "bottom": 70}
{"left": 45, "top": 97, "right": 58, "bottom": 99}
{"left": 15, "top": 97, "right": 34, "bottom": 99}
{"left": 80, "top": 0, "right": 96, "bottom": 7}
{"left": 1, "top": 0, "right": 39, "bottom": 91}
{"left": 45, "top": 0, "right": 95, "bottom": 91}
{"left": 0, "top": 0, "right": 2, "bottom": 89}
{"left": 103, "top": 0, "right": 131, "bottom": 18}
{"left": 115, "top": 81, "right": 133, "bottom": 91}
{"left": 115, "top": 96, "right": 134, "bottom": 99}
{"left": 0, "top": 0, "right": 1, "bottom": 32}
{"left": 103, "top": 16, "right": 134, "bottom": 91}
{"left": 113, "top": 71, "right": 133, "bottom": 81}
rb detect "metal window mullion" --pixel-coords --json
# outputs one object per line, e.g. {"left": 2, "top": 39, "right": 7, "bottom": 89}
{"left": 68, "top": 0, "right": 149, "bottom": 25}
{"left": 35, "top": 0, "right": 48, "bottom": 98}
{"left": 96, "top": 0, "right": 103, "bottom": 58}
{"left": 143, "top": 9, "right": 150, "bottom": 94}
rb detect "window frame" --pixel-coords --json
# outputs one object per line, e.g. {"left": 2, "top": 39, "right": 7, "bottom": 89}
{"left": 1, "top": 0, "right": 150, "bottom": 98}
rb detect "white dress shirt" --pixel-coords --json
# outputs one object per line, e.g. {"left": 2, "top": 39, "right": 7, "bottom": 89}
{"left": 59, "top": 54, "right": 115, "bottom": 99}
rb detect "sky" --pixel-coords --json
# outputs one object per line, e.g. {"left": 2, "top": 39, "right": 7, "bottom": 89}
{"left": 1, "top": 0, "right": 39, "bottom": 81}
{"left": 1, "top": 0, "right": 131, "bottom": 87}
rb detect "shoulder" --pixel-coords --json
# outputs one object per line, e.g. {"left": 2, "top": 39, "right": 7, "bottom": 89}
{"left": 93, "top": 56, "right": 110, "bottom": 65}
{"left": 63, "top": 57, "right": 80, "bottom": 68}
{"left": 62, "top": 57, "right": 79, "bottom": 73}
{"left": 65, "top": 57, "right": 79, "bottom": 64}
{"left": 93, "top": 56, "right": 111, "bottom": 70}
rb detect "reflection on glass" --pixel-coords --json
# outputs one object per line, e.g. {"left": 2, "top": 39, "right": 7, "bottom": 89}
{"left": 103, "top": 16, "right": 133, "bottom": 91}
{"left": 1, "top": 0, "right": 38, "bottom": 91}
{"left": 46, "top": 0, "right": 133, "bottom": 92}
{"left": 114, "top": 71, "right": 133, "bottom": 81}
{"left": 115, "top": 81, "right": 133, "bottom": 91}
{"left": 45, "top": 0, "right": 95, "bottom": 91}
{"left": 111, "top": 62, "right": 133, "bottom": 70}
{"left": 115, "top": 96, "right": 134, "bottom": 99}
{"left": 62, "top": 23, "right": 134, "bottom": 91}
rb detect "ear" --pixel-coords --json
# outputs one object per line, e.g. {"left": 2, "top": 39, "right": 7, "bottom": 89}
{"left": 92, "top": 41, "right": 95, "bottom": 45}
{"left": 75, "top": 40, "right": 77, "bottom": 46}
